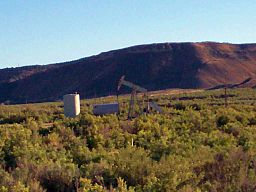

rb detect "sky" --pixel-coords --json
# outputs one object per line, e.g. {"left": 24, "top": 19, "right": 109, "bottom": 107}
{"left": 0, "top": 0, "right": 256, "bottom": 68}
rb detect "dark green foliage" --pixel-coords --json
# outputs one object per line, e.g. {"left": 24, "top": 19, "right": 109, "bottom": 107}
{"left": 248, "top": 117, "right": 256, "bottom": 125}
{"left": 0, "top": 114, "right": 26, "bottom": 124}
{"left": 173, "top": 102, "right": 186, "bottom": 110}
{"left": 217, "top": 115, "right": 229, "bottom": 127}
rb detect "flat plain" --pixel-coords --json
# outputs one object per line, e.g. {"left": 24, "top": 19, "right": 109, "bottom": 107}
{"left": 0, "top": 88, "right": 256, "bottom": 191}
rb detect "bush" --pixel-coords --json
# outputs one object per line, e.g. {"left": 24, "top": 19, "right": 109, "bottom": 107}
{"left": 217, "top": 115, "right": 229, "bottom": 127}
{"left": 173, "top": 103, "right": 186, "bottom": 110}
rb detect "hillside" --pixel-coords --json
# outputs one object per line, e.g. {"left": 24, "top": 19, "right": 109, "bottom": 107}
{"left": 1, "top": 42, "right": 256, "bottom": 104}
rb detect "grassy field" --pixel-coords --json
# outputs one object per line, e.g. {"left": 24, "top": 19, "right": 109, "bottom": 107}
{"left": 0, "top": 88, "right": 256, "bottom": 191}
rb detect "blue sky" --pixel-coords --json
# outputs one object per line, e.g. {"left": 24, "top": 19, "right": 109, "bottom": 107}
{"left": 0, "top": 0, "right": 256, "bottom": 68}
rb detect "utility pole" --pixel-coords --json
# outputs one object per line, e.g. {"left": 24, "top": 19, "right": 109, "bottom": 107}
{"left": 224, "top": 71, "right": 228, "bottom": 108}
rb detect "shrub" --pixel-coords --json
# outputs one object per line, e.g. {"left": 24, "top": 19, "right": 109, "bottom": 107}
{"left": 217, "top": 115, "right": 229, "bottom": 127}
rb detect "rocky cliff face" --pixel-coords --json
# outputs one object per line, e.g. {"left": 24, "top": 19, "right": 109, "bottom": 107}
{"left": 1, "top": 42, "right": 256, "bottom": 104}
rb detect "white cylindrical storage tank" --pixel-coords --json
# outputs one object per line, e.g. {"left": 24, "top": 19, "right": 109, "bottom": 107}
{"left": 63, "top": 93, "right": 80, "bottom": 117}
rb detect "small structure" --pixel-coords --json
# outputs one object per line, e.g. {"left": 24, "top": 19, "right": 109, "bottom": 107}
{"left": 117, "top": 75, "right": 163, "bottom": 119}
{"left": 117, "top": 76, "right": 149, "bottom": 119}
{"left": 63, "top": 93, "right": 80, "bottom": 117}
{"left": 93, "top": 103, "right": 119, "bottom": 115}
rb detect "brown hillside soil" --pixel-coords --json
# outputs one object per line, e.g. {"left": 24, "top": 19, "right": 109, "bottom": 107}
{"left": 194, "top": 43, "right": 256, "bottom": 87}
{"left": 0, "top": 42, "right": 256, "bottom": 104}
